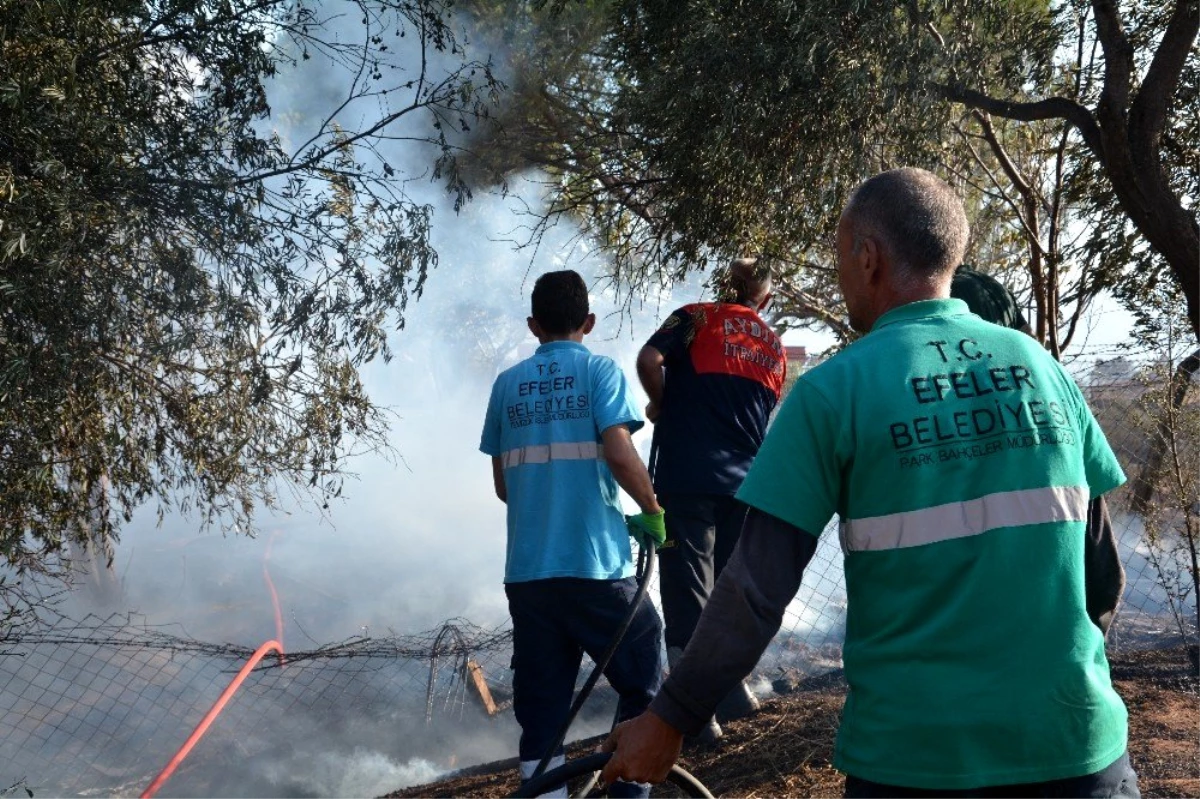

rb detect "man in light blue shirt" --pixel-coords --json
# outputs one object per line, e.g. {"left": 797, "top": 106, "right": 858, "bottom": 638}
{"left": 480, "top": 270, "right": 665, "bottom": 798}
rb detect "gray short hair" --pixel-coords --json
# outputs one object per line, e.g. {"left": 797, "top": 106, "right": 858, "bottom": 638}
{"left": 845, "top": 168, "right": 969, "bottom": 279}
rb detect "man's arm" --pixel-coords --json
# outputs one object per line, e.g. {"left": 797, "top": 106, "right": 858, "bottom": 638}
{"left": 635, "top": 346, "right": 666, "bottom": 423}
{"left": 601, "top": 508, "right": 818, "bottom": 784}
{"left": 649, "top": 508, "right": 817, "bottom": 732}
{"left": 602, "top": 423, "right": 661, "bottom": 514}
{"left": 490, "top": 456, "right": 507, "bottom": 504}
{"left": 1085, "top": 495, "right": 1124, "bottom": 636}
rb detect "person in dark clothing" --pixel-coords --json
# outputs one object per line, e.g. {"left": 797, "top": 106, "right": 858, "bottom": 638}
{"left": 635, "top": 257, "right": 784, "bottom": 741}
{"left": 951, "top": 264, "right": 1034, "bottom": 335}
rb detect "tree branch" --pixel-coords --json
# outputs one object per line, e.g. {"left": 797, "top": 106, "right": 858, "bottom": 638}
{"left": 934, "top": 83, "right": 1106, "bottom": 166}
{"left": 1091, "top": 0, "right": 1135, "bottom": 118}
{"left": 972, "top": 112, "right": 1040, "bottom": 213}
{"left": 951, "top": 120, "right": 1045, "bottom": 254}
{"left": 1129, "top": 0, "right": 1200, "bottom": 158}
{"left": 772, "top": 284, "right": 853, "bottom": 340}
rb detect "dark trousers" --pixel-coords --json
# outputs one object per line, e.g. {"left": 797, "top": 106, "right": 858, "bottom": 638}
{"left": 506, "top": 577, "right": 663, "bottom": 795}
{"left": 844, "top": 751, "right": 1141, "bottom": 798}
{"left": 659, "top": 493, "right": 748, "bottom": 650}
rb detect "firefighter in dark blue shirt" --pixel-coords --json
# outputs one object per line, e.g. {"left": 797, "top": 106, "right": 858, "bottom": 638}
{"left": 635, "top": 257, "right": 783, "bottom": 742}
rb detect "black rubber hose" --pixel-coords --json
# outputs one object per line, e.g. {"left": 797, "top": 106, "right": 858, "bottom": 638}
{"left": 570, "top": 432, "right": 661, "bottom": 798}
{"left": 529, "top": 541, "right": 657, "bottom": 782}
{"left": 511, "top": 752, "right": 713, "bottom": 799}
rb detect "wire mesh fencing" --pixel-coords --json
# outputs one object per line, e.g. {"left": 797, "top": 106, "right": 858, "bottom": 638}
{"left": 1082, "top": 348, "right": 1200, "bottom": 650}
{"left": 0, "top": 613, "right": 523, "bottom": 797}
{"left": 0, "top": 345, "right": 1194, "bottom": 797}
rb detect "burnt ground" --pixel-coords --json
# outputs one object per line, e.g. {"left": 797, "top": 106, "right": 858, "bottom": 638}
{"left": 387, "top": 646, "right": 1198, "bottom": 798}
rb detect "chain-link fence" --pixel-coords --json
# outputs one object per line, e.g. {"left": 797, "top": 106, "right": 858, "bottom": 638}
{"left": 1082, "top": 348, "right": 1200, "bottom": 650}
{"left": 0, "top": 346, "right": 1195, "bottom": 797}
{"left": 0, "top": 613, "right": 525, "bottom": 797}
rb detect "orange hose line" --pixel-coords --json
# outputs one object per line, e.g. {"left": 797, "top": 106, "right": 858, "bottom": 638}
{"left": 140, "top": 639, "right": 284, "bottom": 799}
{"left": 263, "top": 530, "right": 286, "bottom": 664}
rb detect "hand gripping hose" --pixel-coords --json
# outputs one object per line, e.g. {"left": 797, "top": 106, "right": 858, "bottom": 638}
{"left": 510, "top": 752, "right": 714, "bottom": 799}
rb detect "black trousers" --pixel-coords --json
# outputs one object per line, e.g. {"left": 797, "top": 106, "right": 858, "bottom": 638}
{"left": 844, "top": 751, "right": 1141, "bottom": 798}
{"left": 505, "top": 577, "right": 663, "bottom": 762}
{"left": 658, "top": 493, "right": 748, "bottom": 651}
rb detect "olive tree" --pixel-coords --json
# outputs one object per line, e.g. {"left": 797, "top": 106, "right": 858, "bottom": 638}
{"left": 0, "top": 0, "right": 500, "bottom": 623}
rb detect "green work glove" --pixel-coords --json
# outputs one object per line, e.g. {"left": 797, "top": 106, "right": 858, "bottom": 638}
{"left": 626, "top": 510, "right": 667, "bottom": 548}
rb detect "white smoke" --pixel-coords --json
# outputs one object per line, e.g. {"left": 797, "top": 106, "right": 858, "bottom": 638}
{"left": 269, "top": 751, "right": 443, "bottom": 796}
{"left": 0, "top": 7, "right": 838, "bottom": 798}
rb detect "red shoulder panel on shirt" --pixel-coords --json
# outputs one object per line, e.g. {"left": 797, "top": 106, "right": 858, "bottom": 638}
{"left": 688, "top": 304, "right": 784, "bottom": 397}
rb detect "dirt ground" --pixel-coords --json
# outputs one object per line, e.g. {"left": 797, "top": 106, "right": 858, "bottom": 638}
{"left": 387, "top": 646, "right": 1198, "bottom": 798}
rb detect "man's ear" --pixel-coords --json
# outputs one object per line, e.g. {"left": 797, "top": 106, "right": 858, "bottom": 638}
{"left": 859, "top": 235, "right": 883, "bottom": 286}
{"left": 527, "top": 316, "right": 541, "bottom": 338}
{"left": 582, "top": 313, "right": 596, "bottom": 335}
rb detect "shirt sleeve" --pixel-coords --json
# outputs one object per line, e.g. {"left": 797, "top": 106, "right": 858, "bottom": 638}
{"left": 644, "top": 307, "right": 694, "bottom": 360}
{"left": 479, "top": 378, "right": 503, "bottom": 457}
{"left": 649, "top": 508, "right": 817, "bottom": 735}
{"left": 1084, "top": 496, "right": 1124, "bottom": 637}
{"left": 1010, "top": 301, "right": 1029, "bottom": 332}
{"left": 590, "top": 356, "right": 645, "bottom": 436}
{"left": 736, "top": 377, "right": 845, "bottom": 536}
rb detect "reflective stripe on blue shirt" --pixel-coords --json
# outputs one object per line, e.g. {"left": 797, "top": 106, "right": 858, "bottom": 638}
{"left": 501, "top": 441, "right": 605, "bottom": 469}
{"left": 480, "top": 340, "right": 643, "bottom": 583}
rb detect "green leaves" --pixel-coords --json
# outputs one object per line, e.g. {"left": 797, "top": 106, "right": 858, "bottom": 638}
{"left": 459, "top": 0, "right": 1194, "bottom": 345}
{"left": 0, "top": 0, "right": 501, "bottom": 602}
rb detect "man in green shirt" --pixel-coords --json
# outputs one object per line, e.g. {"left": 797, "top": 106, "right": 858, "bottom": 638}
{"left": 600, "top": 168, "right": 1140, "bottom": 797}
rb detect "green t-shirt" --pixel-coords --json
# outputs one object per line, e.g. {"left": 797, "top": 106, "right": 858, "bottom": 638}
{"left": 738, "top": 298, "right": 1127, "bottom": 790}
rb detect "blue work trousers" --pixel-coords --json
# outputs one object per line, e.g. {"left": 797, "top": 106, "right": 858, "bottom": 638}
{"left": 506, "top": 577, "right": 664, "bottom": 797}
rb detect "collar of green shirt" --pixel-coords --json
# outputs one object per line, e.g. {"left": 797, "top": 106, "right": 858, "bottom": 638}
{"left": 870, "top": 298, "right": 970, "bottom": 333}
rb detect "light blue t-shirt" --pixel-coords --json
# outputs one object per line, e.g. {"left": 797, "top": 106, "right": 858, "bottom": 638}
{"left": 480, "top": 341, "right": 644, "bottom": 583}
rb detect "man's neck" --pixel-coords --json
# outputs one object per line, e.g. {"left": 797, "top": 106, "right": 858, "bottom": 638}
{"left": 868, "top": 286, "right": 951, "bottom": 329}
{"left": 538, "top": 333, "right": 586, "bottom": 345}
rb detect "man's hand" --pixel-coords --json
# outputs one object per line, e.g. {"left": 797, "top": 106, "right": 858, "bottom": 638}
{"left": 627, "top": 510, "right": 667, "bottom": 548}
{"left": 600, "top": 711, "right": 683, "bottom": 787}
{"left": 645, "top": 401, "right": 660, "bottom": 423}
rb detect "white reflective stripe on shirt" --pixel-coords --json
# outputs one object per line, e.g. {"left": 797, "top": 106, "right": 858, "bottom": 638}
{"left": 840, "top": 485, "right": 1090, "bottom": 552}
{"left": 500, "top": 441, "right": 605, "bottom": 469}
